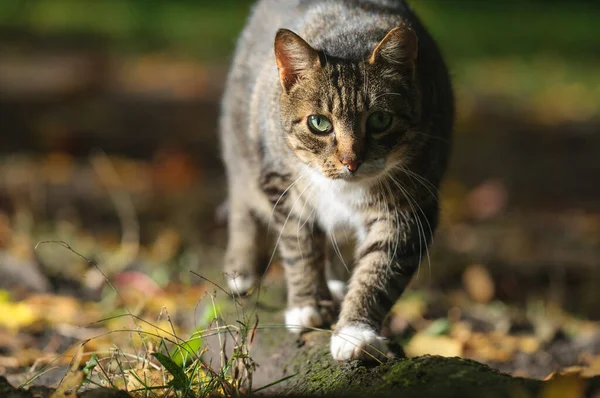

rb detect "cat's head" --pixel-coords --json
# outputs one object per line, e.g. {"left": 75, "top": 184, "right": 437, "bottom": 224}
{"left": 274, "top": 27, "right": 422, "bottom": 183}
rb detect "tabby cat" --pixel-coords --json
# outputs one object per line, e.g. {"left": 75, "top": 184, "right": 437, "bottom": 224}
{"left": 220, "top": 0, "right": 453, "bottom": 361}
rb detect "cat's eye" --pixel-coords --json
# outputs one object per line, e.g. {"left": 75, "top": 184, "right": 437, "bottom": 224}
{"left": 366, "top": 111, "right": 393, "bottom": 133}
{"left": 307, "top": 115, "right": 333, "bottom": 134}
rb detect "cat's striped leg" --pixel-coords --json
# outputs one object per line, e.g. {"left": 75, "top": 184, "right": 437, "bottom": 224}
{"left": 260, "top": 169, "right": 336, "bottom": 331}
{"left": 277, "top": 224, "right": 336, "bottom": 333}
{"left": 224, "top": 192, "right": 261, "bottom": 295}
{"left": 331, "top": 206, "right": 436, "bottom": 361}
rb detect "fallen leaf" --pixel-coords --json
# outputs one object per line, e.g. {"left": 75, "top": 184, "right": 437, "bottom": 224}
{"left": 0, "top": 300, "right": 36, "bottom": 331}
{"left": 518, "top": 336, "right": 540, "bottom": 354}
{"left": 465, "top": 332, "right": 517, "bottom": 363}
{"left": 405, "top": 333, "right": 463, "bottom": 358}
{"left": 462, "top": 264, "right": 495, "bottom": 304}
{"left": 391, "top": 294, "right": 427, "bottom": 323}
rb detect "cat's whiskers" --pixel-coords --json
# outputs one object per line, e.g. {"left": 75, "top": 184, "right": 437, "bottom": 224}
{"left": 267, "top": 173, "right": 307, "bottom": 233}
{"left": 264, "top": 178, "right": 314, "bottom": 278}
{"left": 389, "top": 175, "right": 425, "bottom": 277}
{"left": 380, "top": 179, "right": 398, "bottom": 267}
{"left": 394, "top": 172, "right": 436, "bottom": 245}
{"left": 393, "top": 165, "right": 439, "bottom": 205}
{"left": 375, "top": 180, "right": 383, "bottom": 225}
{"left": 330, "top": 230, "right": 350, "bottom": 276}
{"left": 362, "top": 64, "right": 369, "bottom": 99}
{"left": 297, "top": 182, "right": 315, "bottom": 264}
{"left": 387, "top": 173, "right": 433, "bottom": 278}
{"left": 397, "top": 164, "right": 460, "bottom": 252}
{"left": 299, "top": 200, "right": 317, "bottom": 230}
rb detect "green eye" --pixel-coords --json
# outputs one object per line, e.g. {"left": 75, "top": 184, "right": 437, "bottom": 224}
{"left": 307, "top": 115, "right": 333, "bottom": 134}
{"left": 366, "top": 111, "right": 393, "bottom": 133}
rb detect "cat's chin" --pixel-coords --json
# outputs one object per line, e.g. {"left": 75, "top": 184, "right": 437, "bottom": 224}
{"left": 330, "top": 174, "right": 362, "bottom": 182}
{"left": 321, "top": 170, "right": 373, "bottom": 183}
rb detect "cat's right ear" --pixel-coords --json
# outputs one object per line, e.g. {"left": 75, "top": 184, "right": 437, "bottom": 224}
{"left": 274, "top": 29, "right": 320, "bottom": 93}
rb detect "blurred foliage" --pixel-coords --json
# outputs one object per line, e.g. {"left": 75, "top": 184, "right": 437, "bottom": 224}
{"left": 409, "top": 0, "right": 599, "bottom": 62}
{"left": 1, "top": 0, "right": 598, "bottom": 123}
{"left": 0, "top": 0, "right": 597, "bottom": 61}
{"left": 0, "top": 0, "right": 254, "bottom": 59}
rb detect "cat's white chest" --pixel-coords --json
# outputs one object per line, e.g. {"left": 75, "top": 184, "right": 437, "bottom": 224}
{"left": 307, "top": 173, "right": 367, "bottom": 239}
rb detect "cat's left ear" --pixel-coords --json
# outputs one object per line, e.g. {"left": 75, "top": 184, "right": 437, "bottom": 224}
{"left": 274, "top": 29, "right": 321, "bottom": 93}
{"left": 369, "top": 26, "right": 418, "bottom": 78}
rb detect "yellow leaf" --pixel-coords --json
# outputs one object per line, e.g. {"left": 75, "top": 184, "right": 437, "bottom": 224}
{"left": 0, "top": 301, "right": 36, "bottom": 331}
{"left": 405, "top": 334, "right": 463, "bottom": 358}
{"left": 23, "top": 294, "right": 82, "bottom": 325}
{"left": 517, "top": 336, "right": 540, "bottom": 354}
{"left": 392, "top": 294, "right": 427, "bottom": 323}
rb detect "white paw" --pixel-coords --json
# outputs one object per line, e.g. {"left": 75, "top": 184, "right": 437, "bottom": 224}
{"left": 327, "top": 280, "right": 347, "bottom": 303}
{"left": 285, "top": 306, "right": 323, "bottom": 333}
{"left": 226, "top": 273, "right": 256, "bottom": 295}
{"left": 330, "top": 323, "right": 389, "bottom": 361}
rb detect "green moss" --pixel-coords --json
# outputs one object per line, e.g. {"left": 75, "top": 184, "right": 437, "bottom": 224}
{"left": 282, "top": 354, "right": 543, "bottom": 398}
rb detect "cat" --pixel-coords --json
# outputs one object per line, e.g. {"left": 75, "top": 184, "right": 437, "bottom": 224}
{"left": 219, "top": 0, "right": 453, "bottom": 361}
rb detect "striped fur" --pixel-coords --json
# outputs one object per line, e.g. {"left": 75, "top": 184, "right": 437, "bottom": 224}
{"left": 220, "top": 0, "right": 453, "bottom": 361}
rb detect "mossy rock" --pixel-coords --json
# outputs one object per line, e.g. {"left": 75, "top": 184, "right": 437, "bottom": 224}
{"left": 280, "top": 350, "right": 541, "bottom": 397}
{"left": 214, "top": 284, "right": 600, "bottom": 397}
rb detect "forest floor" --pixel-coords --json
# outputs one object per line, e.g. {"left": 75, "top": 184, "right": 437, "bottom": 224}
{"left": 0, "top": 140, "right": 599, "bottom": 396}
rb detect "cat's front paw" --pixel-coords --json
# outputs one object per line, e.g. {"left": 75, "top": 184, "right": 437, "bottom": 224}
{"left": 285, "top": 306, "right": 325, "bottom": 333}
{"left": 330, "top": 323, "right": 389, "bottom": 361}
{"left": 225, "top": 272, "right": 256, "bottom": 296}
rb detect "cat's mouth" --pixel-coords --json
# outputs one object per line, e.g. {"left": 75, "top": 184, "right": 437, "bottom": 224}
{"left": 324, "top": 170, "right": 364, "bottom": 182}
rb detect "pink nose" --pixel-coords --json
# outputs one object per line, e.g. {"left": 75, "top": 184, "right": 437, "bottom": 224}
{"left": 341, "top": 159, "right": 360, "bottom": 173}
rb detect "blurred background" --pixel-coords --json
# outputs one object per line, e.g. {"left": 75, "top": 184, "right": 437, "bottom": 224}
{"left": 0, "top": 0, "right": 599, "bottom": 387}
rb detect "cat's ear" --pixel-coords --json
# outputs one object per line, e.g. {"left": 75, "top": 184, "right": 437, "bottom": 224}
{"left": 369, "top": 26, "right": 418, "bottom": 78}
{"left": 274, "top": 29, "right": 320, "bottom": 93}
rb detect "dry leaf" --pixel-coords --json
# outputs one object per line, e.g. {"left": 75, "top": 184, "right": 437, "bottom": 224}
{"left": 392, "top": 294, "right": 427, "bottom": 323}
{"left": 462, "top": 264, "right": 495, "bottom": 304}
{"left": 405, "top": 333, "right": 463, "bottom": 358}
{"left": 0, "top": 300, "right": 36, "bottom": 331}
{"left": 518, "top": 336, "right": 540, "bottom": 354}
{"left": 25, "top": 294, "right": 81, "bottom": 325}
{"left": 465, "top": 332, "right": 516, "bottom": 363}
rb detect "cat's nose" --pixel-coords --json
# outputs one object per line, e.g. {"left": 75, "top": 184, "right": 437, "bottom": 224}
{"left": 341, "top": 158, "right": 361, "bottom": 173}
